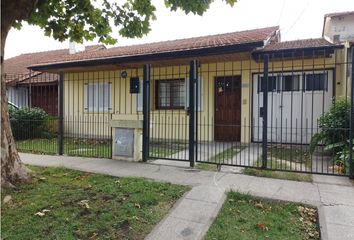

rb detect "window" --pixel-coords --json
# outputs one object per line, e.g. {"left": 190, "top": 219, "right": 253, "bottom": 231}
{"left": 305, "top": 73, "right": 327, "bottom": 91}
{"left": 156, "top": 79, "right": 185, "bottom": 109}
{"left": 282, "top": 75, "right": 300, "bottom": 91}
{"left": 84, "top": 82, "right": 112, "bottom": 112}
{"left": 258, "top": 76, "right": 277, "bottom": 92}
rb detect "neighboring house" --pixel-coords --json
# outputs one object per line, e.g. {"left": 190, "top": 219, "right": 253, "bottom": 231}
{"left": 4, "top": 44, "right": 105, "bottom": 115}
{"left": 323, "top": 11, "right": 354, "bottom": 43}
{"left": 323, "top": 11, "right": 354, "bottom": 89}
{"left": 29, "top": 25, "right": 345, "bottom": 145}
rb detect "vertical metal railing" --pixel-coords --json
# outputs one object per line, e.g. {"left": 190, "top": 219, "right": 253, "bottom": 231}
{"left": 189, "top": 60, "right": 198, "bottom": 167}
{"left": 58, "top": 72, "right": 64, "bottom": 155}
{"left": 350, "top": 48, "right": 354, "bottom": 179}
{"left": 262, "top": 54, "right": 269, "bottom": 169}
{"left": 142, "top": 64, "right": 151, "bottom": 162}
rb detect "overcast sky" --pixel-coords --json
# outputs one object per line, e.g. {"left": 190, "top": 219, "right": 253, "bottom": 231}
{"left": 5, "top": 0, "right": 354, "bottom": 59}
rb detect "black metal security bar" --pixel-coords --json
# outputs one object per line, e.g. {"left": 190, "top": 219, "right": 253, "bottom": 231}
{"left": 58, "top": 72, "right": 64, "bottom": 155}
{"left": 262, "top": 54, "right": 269, "bottom": 169}
{"left": 142, "top": 64, "right": 151, "bottom": 162}
{"left": 350, "top": 49, "right": 354, "bottom": 179}
{"left": 189, "top": 60, "right": 198, "bottom": 167}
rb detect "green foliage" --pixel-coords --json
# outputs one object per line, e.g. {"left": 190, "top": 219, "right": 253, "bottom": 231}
{"left": 9, "top": 107, "right": 49, "bottom": 140}
{"left": 310, "top": 98, "right": 350, "bottom": 153}
{"left": 165, "top": 0, "right": 236, "bottom": 15}
{"left": 13, "top": 0, "right": 236, "bottom": 45}
{"left": 309, "top": 98, "right": 351, "bottom": 174}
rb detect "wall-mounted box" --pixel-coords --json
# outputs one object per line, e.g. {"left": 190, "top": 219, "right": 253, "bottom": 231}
{"left": 110, "top": 120, "right": 142, "bottom": 161}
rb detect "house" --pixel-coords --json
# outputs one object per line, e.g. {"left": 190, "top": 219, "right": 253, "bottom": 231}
{"left": 323, "top": 11, "right": 354, "bottom": 43}
{"left": 4, "top": 44, "right": 105, "bottom": 115}
{"left": 28, "top": 25, "right": 346, "bottom": 160}
{"left": 323, "top": 11, "right": 354, "bottom": 89}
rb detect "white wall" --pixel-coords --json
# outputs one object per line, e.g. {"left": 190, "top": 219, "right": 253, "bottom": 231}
{"left": 323, "top": 14, "right": 354, "bottom": 43}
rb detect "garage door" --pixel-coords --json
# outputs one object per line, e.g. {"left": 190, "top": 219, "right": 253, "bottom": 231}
{"left": 252, "top": 70, "right": 333, "bottom": 144}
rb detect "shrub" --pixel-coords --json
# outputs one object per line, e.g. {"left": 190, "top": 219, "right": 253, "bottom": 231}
{"left": 9, "top": 107, "right": 50, "bottom": 140}
{"left": 44, "top": 116, "right": 59, "bottom": 137}
{"left": 310, "top": 98, "right": 351, "bottom": 173}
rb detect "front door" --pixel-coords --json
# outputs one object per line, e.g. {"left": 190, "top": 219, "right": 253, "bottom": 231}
{"left": 214, "top": 76, "right": 241, "bottom": 141}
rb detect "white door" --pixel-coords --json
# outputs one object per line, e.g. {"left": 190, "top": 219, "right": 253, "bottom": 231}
{"left": 252, "top": 70, "right": 333, "bottom": 144}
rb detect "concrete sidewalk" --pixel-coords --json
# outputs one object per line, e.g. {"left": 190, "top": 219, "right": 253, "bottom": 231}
{"left": 20, "top": 153, "right": 354, "bottom": 240}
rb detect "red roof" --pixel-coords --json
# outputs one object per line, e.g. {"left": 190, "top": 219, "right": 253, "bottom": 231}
{"left": 4, "top": 45, "right": 105, "bottom": 85}
{"left": 29, "top": 26, "right": 279, "bottom": 69}
{"left": 254, "top": 38, "right": 337, "bottom": 52}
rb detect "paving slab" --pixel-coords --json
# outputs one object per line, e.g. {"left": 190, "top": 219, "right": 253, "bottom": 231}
{"left": 326, "top": 222, "right": 354, "bottom": 240}
{"left": 20, "top": 153, "right": 354, "bottom": 240}
{"left": 313, "top": 174, "right": 353, "bottom": 186}
{"left": 145, "top": 216, "right": 205, "bottom": 240}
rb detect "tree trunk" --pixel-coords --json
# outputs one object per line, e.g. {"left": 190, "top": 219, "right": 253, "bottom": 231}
{"left": 1, "top": 0, "right": 37, "bottom": 188}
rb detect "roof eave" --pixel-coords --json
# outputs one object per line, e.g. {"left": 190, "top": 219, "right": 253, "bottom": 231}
{"left": 252, "top": 44, "right": 344, "bottom": 60}
{"left": 29, "top": 41, "right": 265, "bottom": 72}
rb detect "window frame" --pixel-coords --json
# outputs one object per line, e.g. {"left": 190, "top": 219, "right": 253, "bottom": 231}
{"left": 84, "top": 82, "right": 112, "bottom": 113}
{"left": 304, "top": 72, "right": 328, "bottom": 92}
{"left": 257, "top": 75, "right": 278, "bottom": 93}
{"left": 281, "top": 74, "right": 301, "bottom": 92}
{"left": 155, "top": 79, "right": 185, "bottom": 110}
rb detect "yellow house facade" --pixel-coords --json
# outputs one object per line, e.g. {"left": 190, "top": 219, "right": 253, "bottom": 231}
{"left": 30, "top": 26, "right": 346, "bottom": 145}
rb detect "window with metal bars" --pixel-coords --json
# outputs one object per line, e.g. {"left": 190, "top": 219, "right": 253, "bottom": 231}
{"left": 282, "top": 74, "right": 300, "bottom": 91}
{"left": 84, "top": 82, "right": 112, "bottom": 112}
{"left": 257, "top": 76, "right": 277, "bottom": 92}
{"left": 156, "top": 79, "right": 185, "bottom": 109}
{"left": 305, "top": 73, "right": 328, "bottom": 91}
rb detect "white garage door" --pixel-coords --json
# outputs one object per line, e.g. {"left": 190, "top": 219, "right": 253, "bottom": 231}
{"left": 252, "top": 70, "right": 333, "bottom": 144}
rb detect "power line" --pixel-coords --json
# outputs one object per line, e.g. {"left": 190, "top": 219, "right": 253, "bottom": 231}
{"left": 277, "top": 0, "right": 287, "bottom": 25}
{"left": 282, "top": 0, "right": 310, "bottom": 35}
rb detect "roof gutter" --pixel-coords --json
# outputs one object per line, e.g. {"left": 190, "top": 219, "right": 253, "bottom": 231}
{"left": 29, "top": 41, "right": 265, "bottom": 72}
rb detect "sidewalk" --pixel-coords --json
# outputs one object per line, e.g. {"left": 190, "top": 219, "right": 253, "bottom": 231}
{"left": 20, "top": 153, "right": 354, "bottom": 240}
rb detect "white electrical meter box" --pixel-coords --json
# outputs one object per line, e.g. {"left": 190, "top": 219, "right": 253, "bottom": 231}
{"left": 110, "top": 120, "right": 142, "bottom": 161}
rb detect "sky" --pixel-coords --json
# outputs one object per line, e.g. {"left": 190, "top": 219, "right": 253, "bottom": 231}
{"left": 4, "top": 0, "right": 354, "bottom": 59}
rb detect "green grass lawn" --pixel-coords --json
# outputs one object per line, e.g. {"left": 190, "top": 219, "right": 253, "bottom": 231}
{"left": 269, "top": 146, "right": 311, "bottom": 167}
{"left": 205, "top": 192, "right": 319, "bottom": 240}
{"left": 243, "top": 158, "right": 313, "bottom": 182}
{"left": 1, "top": 166, "right": 189, "bottom": 240}
{"left": 243, "top": 167, "right": 313, "bottom": 182}
{"left": 195, "top": 162, "right": 219, "bottom": 171}
{"left": 149, "top": 140, "right": 187, "bottom": 158}
{"left": 209, "top": 146, "right": 241, "bottom": 163}
{"left": 16, "top": 138, "right": 186, "bottom": 160}
{"left": 16, "top": 138, "right": 112, "bottom": 158}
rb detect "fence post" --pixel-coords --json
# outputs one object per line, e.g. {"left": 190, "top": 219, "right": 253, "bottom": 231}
{"left": 189, "top": 60, "right": 198, "bottom": 167}
{"left": 58, "top": 72, "right": 64, "bottom": 155}
{"left": 350, "top": 49, "right": 354, "bottom": 179}
{"left": 142, "top": 64, "right": 151, "bottom": 162}
{"left": 262, "top": 54, "right": 269, "bottom": 169}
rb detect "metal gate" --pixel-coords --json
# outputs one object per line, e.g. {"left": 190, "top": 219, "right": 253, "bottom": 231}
{"left": 143, "top": 61, "right": 199, "bottom": 167}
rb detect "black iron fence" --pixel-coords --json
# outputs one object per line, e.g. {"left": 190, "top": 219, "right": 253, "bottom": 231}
{"left": 5, "top": 47, "right": 354, "bottom": 177}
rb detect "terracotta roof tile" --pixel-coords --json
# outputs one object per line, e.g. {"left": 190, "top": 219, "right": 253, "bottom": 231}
{"left": 30, "top": 26, "right": 279, "bottom": 68}
{"left": 4, "top": 45, "right": 105, "bottom": 85}
{"left": 254, "top": 38, "right": 338, "bottom": 53}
